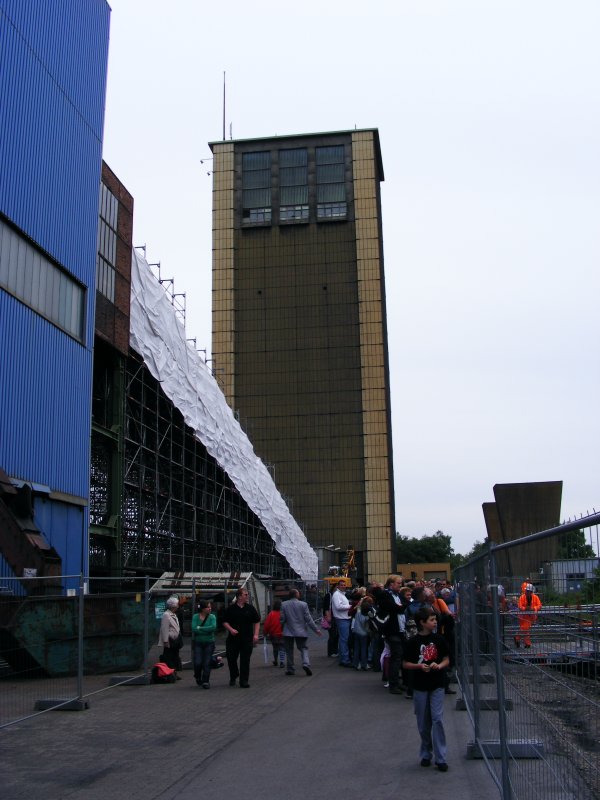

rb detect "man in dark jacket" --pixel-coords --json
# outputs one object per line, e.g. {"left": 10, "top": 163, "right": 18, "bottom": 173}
{"left": 370, "top": 575, "right": 408, "bottom": 695}
{"left": 223, "top": 587, "right": 260, "bottom": 688}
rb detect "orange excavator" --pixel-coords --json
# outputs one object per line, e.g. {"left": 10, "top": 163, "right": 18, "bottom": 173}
{"left": 323, "top": 546, "right": 356, "bottom": 590}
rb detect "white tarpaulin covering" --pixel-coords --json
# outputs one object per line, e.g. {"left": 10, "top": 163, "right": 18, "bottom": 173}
{"left": 129, "top": 249, "right": 317, "bottom": 581}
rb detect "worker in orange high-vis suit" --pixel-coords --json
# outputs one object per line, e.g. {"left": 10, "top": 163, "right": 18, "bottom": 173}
{"left": 514, "top": 584, "right": 542, "bottom": 648}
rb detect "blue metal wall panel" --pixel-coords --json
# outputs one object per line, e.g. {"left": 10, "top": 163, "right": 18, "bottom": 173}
{"left": 0, "top": 0, "right": 110, "bottom": 579}
{"left": 0, "top": 293, "right": 92, "bottom": 499}
{"left": 0, "top": 0, "right": 110, "bottom": 137}
{"left": 0, "top": 0, "right": 109, "bottom": 305}
{"left": 0, "top": 555, "right": 26, "bottom": 594}
{"left": 34, "top": 497, "right": 86, "bottom": 582}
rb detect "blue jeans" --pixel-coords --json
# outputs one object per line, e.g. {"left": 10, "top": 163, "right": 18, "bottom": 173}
{"left": 193, "top": 640, "right": 215, "bottom": 684}
{"left": 268, "top": 637, "right": 285, "bottom": 665}
{"left": 352, "top": 633, "right": 369, "bottom": 669}
{"left": 413, "top": 688, "right": 447, "bottom": 765}
{"left": 336, "top": 619, "right": 351, "bottom": 665}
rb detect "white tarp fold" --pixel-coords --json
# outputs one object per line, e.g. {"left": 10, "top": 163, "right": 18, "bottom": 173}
{"left": 129, "top": 250, "right": 317, "bottom": 581}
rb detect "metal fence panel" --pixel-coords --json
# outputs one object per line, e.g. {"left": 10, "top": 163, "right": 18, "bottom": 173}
{"left": 456, "top": 514, "right": 600, "bottom": 800}
{"left": 0, "top": 576, "right": 82, "bottom": 727}
{"left": 0, "top": 573, "right": 327, "bottom": 729}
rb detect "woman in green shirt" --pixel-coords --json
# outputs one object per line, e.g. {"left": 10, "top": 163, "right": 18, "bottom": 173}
{"left": 192, "top": 600, "right": 217, "bottom": 688}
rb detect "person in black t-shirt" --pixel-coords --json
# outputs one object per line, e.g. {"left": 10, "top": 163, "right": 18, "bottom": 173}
{"left": 402, "top": 605, "right": 450, "bottom": 772}
{"left": 223, "top": 587, "right": 260, "bottom": 688}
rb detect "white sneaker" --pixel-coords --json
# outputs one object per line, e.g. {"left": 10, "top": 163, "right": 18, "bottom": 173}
{"left": 383, "top": 681, "right": 390, "bottom": 688}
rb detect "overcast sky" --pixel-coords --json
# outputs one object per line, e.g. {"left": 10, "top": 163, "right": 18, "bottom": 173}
{"left": 102, "top": 0, "right": 600, "bottom": 556}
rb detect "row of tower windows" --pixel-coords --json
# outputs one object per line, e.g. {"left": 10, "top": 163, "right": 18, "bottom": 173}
{"left": 241, "top": 146, "right": 348, "bottom": 225}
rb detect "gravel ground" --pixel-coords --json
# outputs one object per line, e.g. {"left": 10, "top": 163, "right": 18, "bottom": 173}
{"left": 503, "top": 661, "right": 600, "bottom": 799}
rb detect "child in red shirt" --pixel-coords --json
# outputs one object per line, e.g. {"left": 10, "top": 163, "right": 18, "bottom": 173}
{"left": 263, "top": 599, "right": 285, "bottom": 667}
{"left": 403, "top": 606, "right": 450, "bottom": 772}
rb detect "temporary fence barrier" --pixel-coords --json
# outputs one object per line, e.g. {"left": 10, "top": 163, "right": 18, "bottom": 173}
{"left": 455, "top": 512, "right": 600, "bottom": 800}
{"left": 0, "top": 572, "right": 323, "bottom": 729}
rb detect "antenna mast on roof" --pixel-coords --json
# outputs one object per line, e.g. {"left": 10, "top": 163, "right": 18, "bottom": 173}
{"left": 222, "top": 71, "right": 226, "bottom": 141}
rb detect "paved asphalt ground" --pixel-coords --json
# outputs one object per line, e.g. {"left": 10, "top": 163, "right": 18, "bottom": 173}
{"left": 1, "top": 633, "right": 493, "bottom": 800}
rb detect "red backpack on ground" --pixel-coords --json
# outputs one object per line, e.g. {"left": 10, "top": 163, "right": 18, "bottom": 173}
{"left": 151, "top": 662, "right": 177, "bottom": 684}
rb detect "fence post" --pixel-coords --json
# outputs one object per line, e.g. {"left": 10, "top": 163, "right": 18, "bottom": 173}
{"left": 143, "top": 575, "right": 150, "bottom": 681}
{"left": 469, "top": 578, "right": 482, "bottom": 742}
{"left": 489, "top": 552, "right": 513, "bottom": 800}
{"left": 77, "top": 573, "right": 84, "bottom": 701}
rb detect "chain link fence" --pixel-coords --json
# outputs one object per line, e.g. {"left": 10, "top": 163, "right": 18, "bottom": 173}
{"left": 455, "top": 512, "right": 600, "bottom": 800}
{"left": 0, "top": 573, "right": 326, "bottom": 729}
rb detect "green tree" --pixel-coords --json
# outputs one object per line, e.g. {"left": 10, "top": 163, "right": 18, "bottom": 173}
{"left": 462, "top": 539, "right": 490, "bottom": 562}
{"left": 447, "top": 539, "right": 489, "bottom": 572}
{"left": 396, "top": 530, "right": 454, "bottom": 564}
{"left": 557, "top": 529, "right": 595, "bottom": 559}
{"left": 582, "top": 566, "right": 600, "bottom": 603}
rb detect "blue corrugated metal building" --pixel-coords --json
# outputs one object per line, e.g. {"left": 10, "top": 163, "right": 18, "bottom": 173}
{"left": 0, "top": 0, "right": 111, "bottom": 584}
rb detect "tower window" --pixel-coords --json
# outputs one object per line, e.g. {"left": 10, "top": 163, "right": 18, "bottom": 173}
{"left": 279, "top": 148, "right": 308, "bottom": 221}
{"left": 242, "top": 152, "right": 271, "bottom": 223}
{"left": 316, "top": 145, "right": 347, "bottom": 219}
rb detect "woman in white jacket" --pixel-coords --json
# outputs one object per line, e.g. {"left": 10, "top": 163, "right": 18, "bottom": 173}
{"left": 158, "top": 596, "right": 183, "bottom": 678}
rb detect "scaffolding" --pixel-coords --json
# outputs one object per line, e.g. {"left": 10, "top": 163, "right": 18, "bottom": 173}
{"left": 90, "top": 350, "right": 298, "bottom": 580}
{"left": 90, "top": 245, "right": 317, "bottom": 583}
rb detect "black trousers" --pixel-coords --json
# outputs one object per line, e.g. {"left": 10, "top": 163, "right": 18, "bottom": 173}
{"left": 386, "top": 634, "right": 404, "bottom": 689}
{"left": 160, "top": 645, "right": 182, "bottom": 671}
{"left": 226, "top": 636, "right": 254, "bottom": 684}
{"left": 327, "top": 621, "right": 339, "bottom": 656}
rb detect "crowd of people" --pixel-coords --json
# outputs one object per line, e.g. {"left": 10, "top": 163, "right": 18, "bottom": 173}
{"left": 321, "top": 577, "right": 457, "bottom": 694}
{"left": 319, "top": 575, "right": 457, "bottom": 772}
{"left": 156, "top": 573, "right": 544, "bottom": 773}
{"left": 157, "top": 577, "right": 459, "bottom": 696}
{"left": 157, "top": 577, "right": 464, "bottom": 771}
